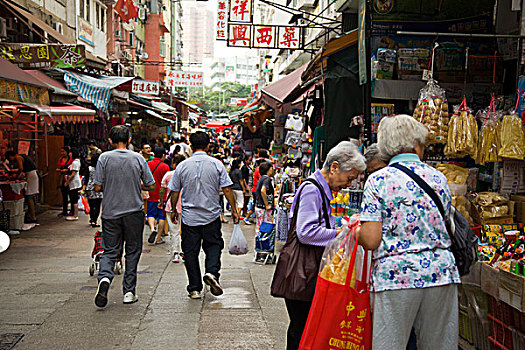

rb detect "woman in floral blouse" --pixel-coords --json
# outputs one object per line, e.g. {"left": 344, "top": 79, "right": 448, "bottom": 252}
{"left": 359, "top": 115, "right": 460, "bottom": 350}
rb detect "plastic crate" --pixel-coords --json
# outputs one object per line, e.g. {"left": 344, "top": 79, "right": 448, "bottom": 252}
{"left": 489, "top": 313, "right": 514, "bottom": 350}
{"left": 490, "top": 336, "right": 512, "bottom": 350}
{"left": 513, "top": 328, "right": 525, "bottom": 350}
{"left": 460, "top": 308, "right": 474, "bottom": 343}
{"left": 490, "top": 296, "right": 515, "bottom": 326}
{"left": 472, "top": 314, "right": 492, "bottom": 350}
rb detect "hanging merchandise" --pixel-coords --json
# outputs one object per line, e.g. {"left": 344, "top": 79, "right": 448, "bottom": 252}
{"left": 284, "top": 114, "right": 305, "bottom": 132}
{"left": 499, "top": 93, "right": 525, "bottom": 160}
{"left": 287, "top": 147, "right": 303, "bottom": 160}
{"left": 444, "top": 97, "right": 478, "bottom": 158}
{"left": 476, "top": 96, "right": 501, "bottom": 165}
{"left": 412, "top": 79, "right": 449, "bottom": 144}
{"left": 284, "top": 131, "right": 302, "bottom": 147}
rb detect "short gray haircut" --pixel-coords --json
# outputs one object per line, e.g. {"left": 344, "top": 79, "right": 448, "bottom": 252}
{"left": 322, "top": 141, "right": 366, "bottom": 172}
{"left": 377, "top": 114, "right": 428, "bottom": 159}
{"left": 364, "top": 143, "right": 389, "bottom": 164}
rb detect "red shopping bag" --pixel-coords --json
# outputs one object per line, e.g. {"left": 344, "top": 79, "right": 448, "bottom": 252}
{"left": 81, "top": 195, "right": 90, "bottom": 214}
{"left": 299, "top": 220, "right": 372, "bottom": 350}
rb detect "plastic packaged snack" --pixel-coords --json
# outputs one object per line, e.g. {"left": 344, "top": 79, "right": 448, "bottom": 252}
{"left": 319, "top": 215, "right": 368, "bottom": 289}
{"left": 499, "top": 113, "right": 525, "bottom": 160}
{"left": 435, "top": 163, "right": 469, "bottom": 184}
{"left": 412, "top": 80, "right": 449, "bottom": 144}
{"left": 476, "top": 98, "right": 501, "bottom": 165}
{"left": 444, "top": 97, "right": 478, "bottom": 158}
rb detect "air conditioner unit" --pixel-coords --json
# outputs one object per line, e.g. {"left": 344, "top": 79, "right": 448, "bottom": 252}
{"left": 138, "top": 8, "right": 146, "bottom": 21}
{"left": 140, "top": 52, "right": 149, "bottom": 59}
{"left": 54, "top": 22, "right": 63, "bottom": 34}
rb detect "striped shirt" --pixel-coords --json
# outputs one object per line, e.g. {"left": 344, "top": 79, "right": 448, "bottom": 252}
{"left": 290, "top": 170, "right": 336, "bottom": 246}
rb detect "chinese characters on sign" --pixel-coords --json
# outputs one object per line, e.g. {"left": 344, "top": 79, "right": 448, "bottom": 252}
{"left": 0, "top": 44, "right": 86, "bottom": 69}
{"left": 216, "top": 0, "right": 228, "bottom": 40}
{"left": 228, "top": 24, "right": 251, "bottom": 47}
{"left": 228, "top": 0, "right": 253, "bottom": 23}
{"left": 132, "top": 80, "right": 160, "bottom": 95}
{"left": 165, "top": 71, "right": 204, "bottom": 88}
{"left": 252, "top": 26, "right": 276, "bottom": 48}
{"left": 278, "top": 26, "right": 300, "bottom": 49}
{"left": 226, "top": 24, "right": 302, "bottom": 49}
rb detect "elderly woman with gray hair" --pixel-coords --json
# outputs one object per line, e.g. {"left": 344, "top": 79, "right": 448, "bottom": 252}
{"left": 272, "top": 141, "right": 366, "bottom": 350}
{"left": 364, "top": 143, "right": 390, "bottom": 174}
{"left": 359, "top": 115, "right": 460, "bottom": 350}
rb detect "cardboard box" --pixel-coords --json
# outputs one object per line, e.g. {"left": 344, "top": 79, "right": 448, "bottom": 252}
{"left": 481, "top": 262, "right": 500, "bottom": 298}
{"left": 499, "top": 269, "right": 525, "bottom": 312}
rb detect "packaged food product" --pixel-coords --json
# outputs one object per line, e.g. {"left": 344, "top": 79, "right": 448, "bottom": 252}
{"left": 435, "top": 163, "right": 469, "bottom": 184}
{"left": 412, "top": 80, "right": 449, "bottom": 144}
{"left": 444, "top": 98, "right": 478, "bottom": 158}
{"left": 499, "top": 114, "right": 525, "bottom": 160}
{"left": 473, "top": 192, "right": 508, "bottom": 207}
{"left": 452, "top": 195, "right": 473, "bottom": 225}
{"left": 319, "top": 216, "right": 365, "bottom": 288}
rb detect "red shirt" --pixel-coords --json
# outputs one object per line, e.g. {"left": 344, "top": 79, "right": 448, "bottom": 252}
{"left": 251, "top": 167, "right": 260, "bottom": 193}
{"left": 147, "top": 158, "right": 170, "bottom": 202}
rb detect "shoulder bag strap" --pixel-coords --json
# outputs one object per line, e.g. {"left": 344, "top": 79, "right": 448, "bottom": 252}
{"left": 390, "top": 163, "right": 447, "bottom": 221}
{"left": 303, "top": 178, "right": 331, "bottom": 229}
{"left": 150, "top": 160, "right": 162, "bottom": 175}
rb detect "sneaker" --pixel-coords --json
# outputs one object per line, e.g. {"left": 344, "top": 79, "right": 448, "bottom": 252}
{"left": 65, "top": 216, "right": 79, "bottom": 221}
{"left": 123, "top": 292, "right": 138, "bottom": 304}
{"left": 172, "top": 253, "right": 181, "bottom": 263}
{"left": 95, "top": 277, "right": 110, "bottom": 308}
{"left": 203, "top": 273, "right": 223, "bottom": 296}
{"left": 188, "top": 291, "right": 202, "bottom": 299}
{"left": 243, "top": 218, "right": 252, "bottom": 225}
{"left": 147, "top": 231, "right": 157, "bottom": 244}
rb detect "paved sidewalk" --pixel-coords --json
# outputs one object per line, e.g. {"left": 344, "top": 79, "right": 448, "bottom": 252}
{"left": 0, "top": 210, "right": 288, "bottom": 349}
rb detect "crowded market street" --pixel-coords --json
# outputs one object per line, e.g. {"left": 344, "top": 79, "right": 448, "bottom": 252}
{"left": 0, "top": 209, "right": 286, "bottom": 349}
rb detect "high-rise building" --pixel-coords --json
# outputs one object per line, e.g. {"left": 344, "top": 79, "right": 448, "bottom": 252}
{"left": 181, "top": 2, "right": 214, "bottom": 66}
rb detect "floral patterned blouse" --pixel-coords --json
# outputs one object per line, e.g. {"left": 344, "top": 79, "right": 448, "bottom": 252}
{"left": 360, "top": 153, "right": 460, "bottom": 292}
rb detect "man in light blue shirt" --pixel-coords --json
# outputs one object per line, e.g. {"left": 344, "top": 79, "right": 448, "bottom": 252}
{"left": 168, "top": 131, "right": 239, "bottom": 299}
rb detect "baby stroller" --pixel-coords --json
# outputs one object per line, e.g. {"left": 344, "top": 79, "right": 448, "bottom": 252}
{"left": 89, "top": 230, "right": 123, "bottom": 276}
{"left": 254, "top": 222, "right": 277, "bottom": 265}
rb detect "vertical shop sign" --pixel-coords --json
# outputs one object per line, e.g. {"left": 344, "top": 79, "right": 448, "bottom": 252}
{"left": 358, "top": 0, "right": 367, "bottom": 85}
{"left": 253, "top": 26, "right": 276, "bottom": 48}
{"left": 228, "top": 0, "right": 253, "bottom": 23}
{"left": 216, "top": 0, "right": 228, "bottom": 40}
{"left": 277, "top": 26, "right": 300, "bottom": 49}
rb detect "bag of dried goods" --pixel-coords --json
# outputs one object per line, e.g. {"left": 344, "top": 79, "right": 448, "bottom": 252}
{"left": 435, "top": 163, "right": 469, "bottom": 185}
{"left": 444, "top": 97, "right": 478, "bottom": 158}
{"left": 413, "top": 79, "right": 449, "bottom": 144}
{"left": 499, "top": 113, "right": 525, "bottom": 160}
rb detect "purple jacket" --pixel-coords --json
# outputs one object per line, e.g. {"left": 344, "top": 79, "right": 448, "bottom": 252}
{"left": 290, "top": 170, "right": 337, "bottom": 247}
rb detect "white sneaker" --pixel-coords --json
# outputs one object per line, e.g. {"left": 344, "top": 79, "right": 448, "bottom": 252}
{"left": 188, "top": 291, "right": 202, "bottom": 299}
{"left": 243, "top": 218, "right": 252, "bottom": 225}
{"left": 172, "top": 253, "right": 181, "bottom": 263}
{"left": 123, "top": 292, "right": 138, "bottom": 304}
{"left": 65, "top": 216, "right": 79, "bottom": 221}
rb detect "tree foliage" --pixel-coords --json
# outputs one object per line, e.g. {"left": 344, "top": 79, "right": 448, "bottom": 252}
{"left": 190, "top": 82, "right": 252, "bottom": 115}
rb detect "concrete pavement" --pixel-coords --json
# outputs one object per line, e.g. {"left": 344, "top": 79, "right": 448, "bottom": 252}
{"left": 0, "top": 210, "right": 288, "bottom": 349}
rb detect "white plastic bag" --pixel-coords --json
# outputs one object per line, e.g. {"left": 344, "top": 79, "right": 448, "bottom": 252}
{"left": 229, "top": 224, "right": 249, "bottom": 255}
{"left": 78, "top": 197, "right": 84, "bottom": 211}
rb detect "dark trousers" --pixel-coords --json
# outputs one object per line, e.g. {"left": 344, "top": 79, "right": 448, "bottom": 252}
{"left": 88, "top": 198, "right": 102, "bottom": 223}
{"left": 285, "top": 298, "right": 312, "bottom": 350}
{"left": 181, "top": 218, "right": 223, "bottom": 293}
{"left": 60, "top": 185, "right": 70, "bottom": 214}
{"left": 98, "top": 211, "right": 144, "bottom": 294}
{"left": 69, "top": 188, "right": 79, "bottom": 210}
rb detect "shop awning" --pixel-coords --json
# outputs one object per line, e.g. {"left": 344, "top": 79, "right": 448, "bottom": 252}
{"left": 46, "top": 105, "right": 96, "bottom": 124}
{"left": 63, "top": 71, "right": 134, "bottom": 112}
{"left": 261, "top": 63, "right": 308, "bottom": 107}
{"left": 151, "top": 101, "right": 176, "bottom": 114}
{"left": 0, "top": 57, "right": 50, "bottom": 105}
{"left": 145, "top": 109, "right": 172, "bottom": 126}
{"left": 2, "top": 0, "right": 105, "bottom": 68}
{"left": 25, "top": 70, "right": 77, "bottom": 97}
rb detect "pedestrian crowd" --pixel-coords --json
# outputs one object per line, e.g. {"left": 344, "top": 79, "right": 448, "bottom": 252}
{"left": 3, "top": 114, "right": 459, "bottom": 349}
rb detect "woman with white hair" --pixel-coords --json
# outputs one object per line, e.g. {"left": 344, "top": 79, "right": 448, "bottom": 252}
{"left": 272, "top": 141, "right": 366, "bottom": 350}
{"left": 359, "top": 115, "right": 460, "bottom": 350}
{"left": 364, "top": 143, "right": 390, "bottom": 174}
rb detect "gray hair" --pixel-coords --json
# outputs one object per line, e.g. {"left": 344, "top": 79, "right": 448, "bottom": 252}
{"left": 322, "top": 141, "right": 366, "bottom": 172}
{"left": 377, "top": 115, "right": 428, "bottom": 159}
{"left": 364, "top": 143, "right": 390, "bottom": 164}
